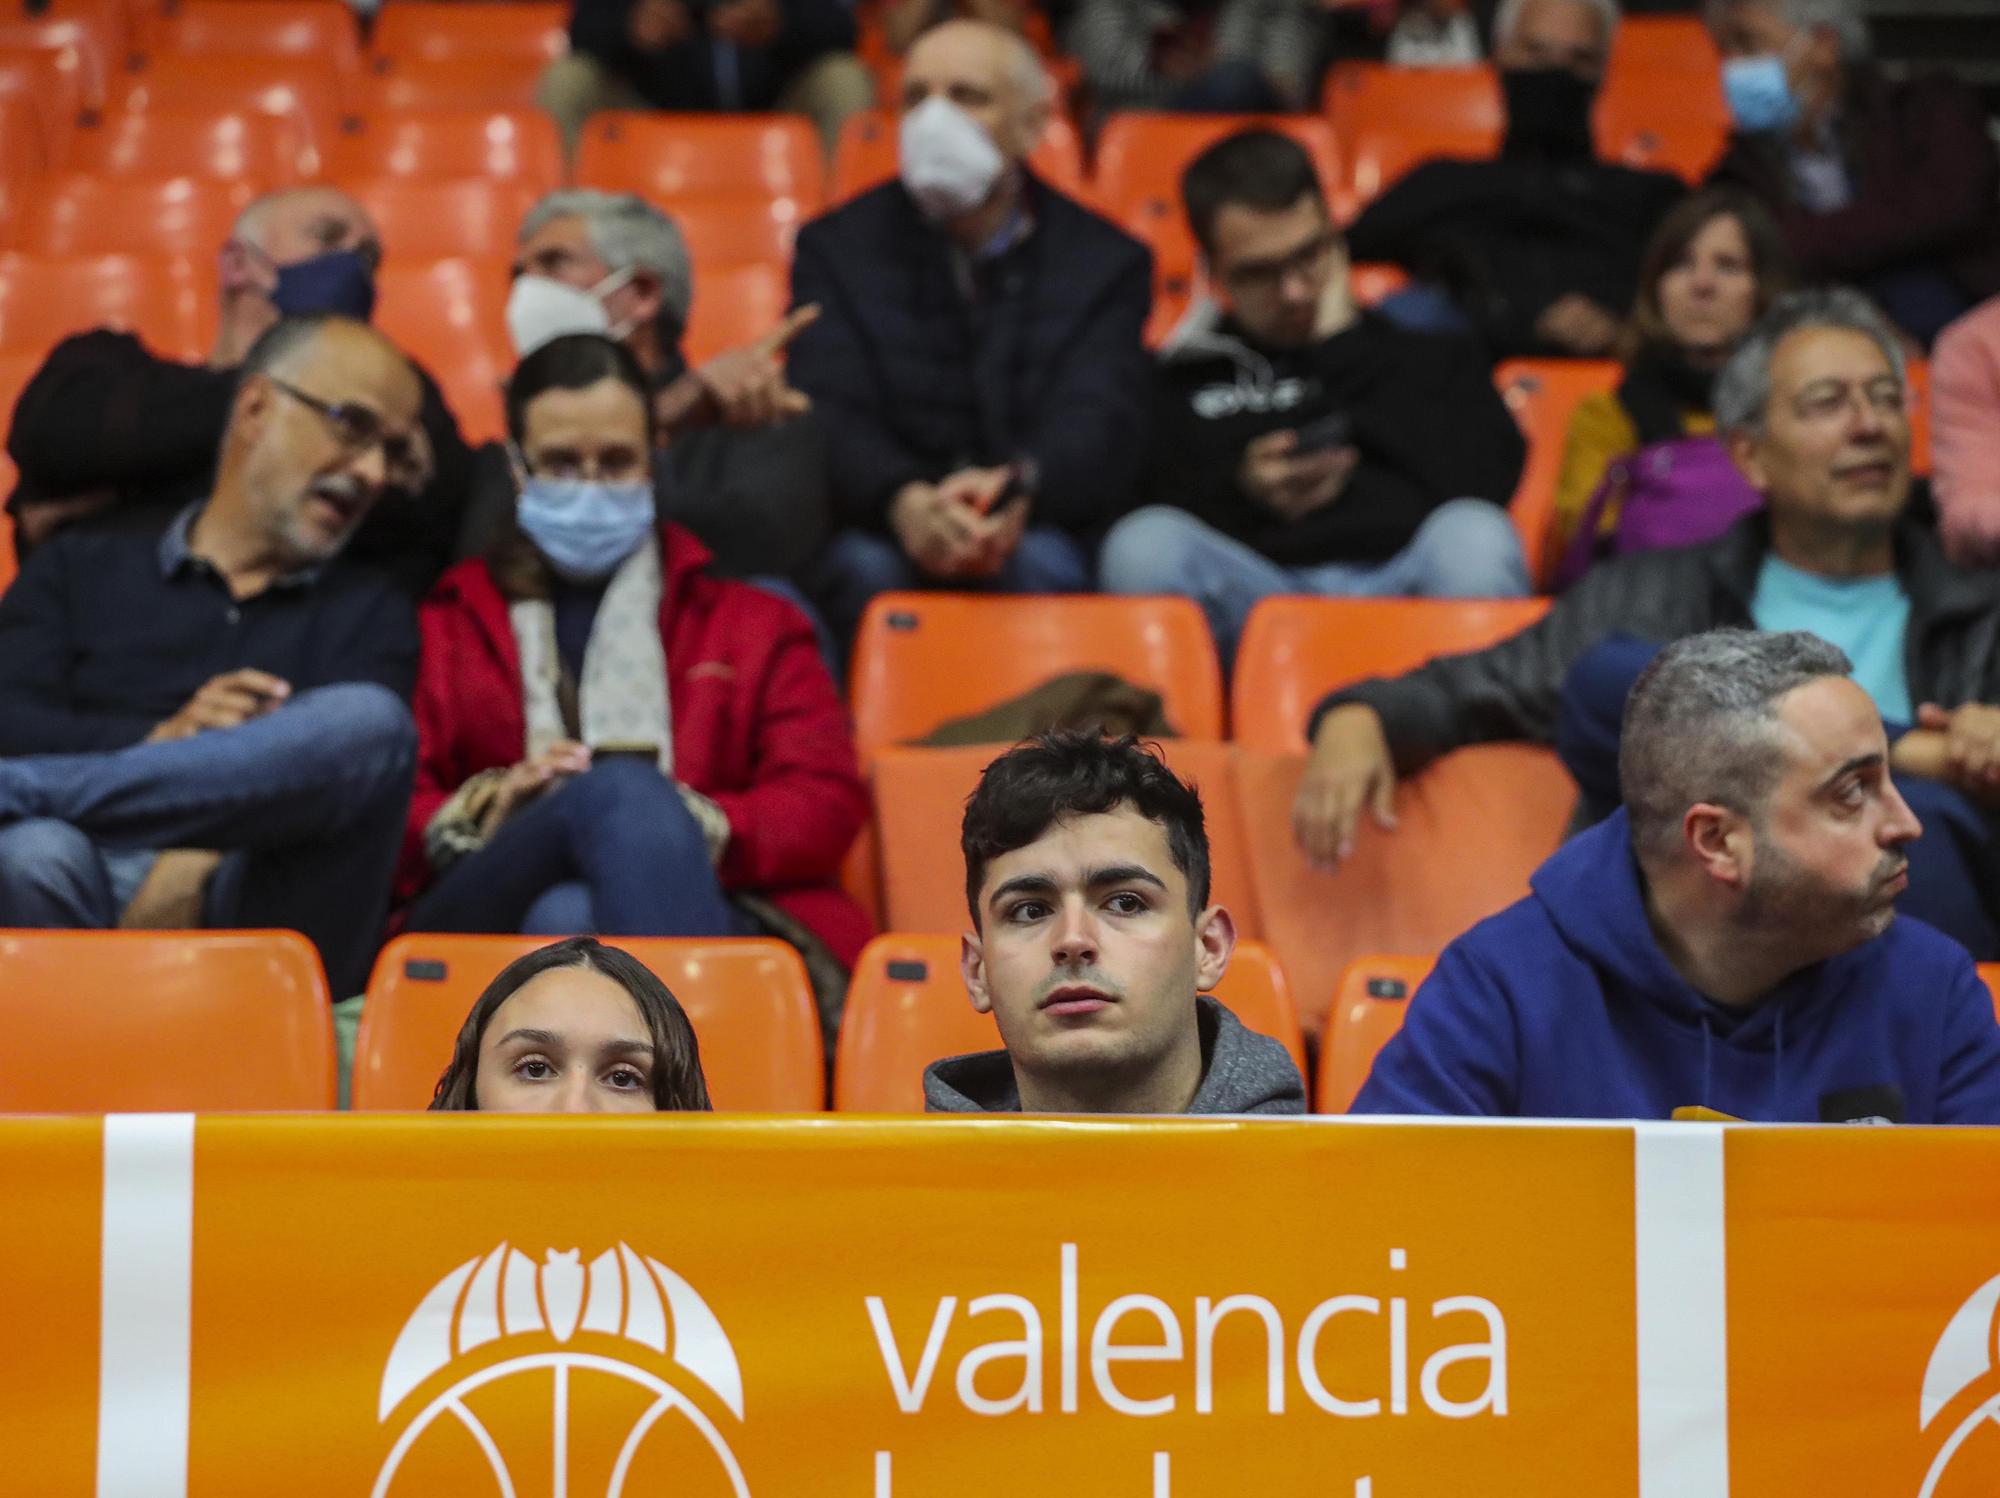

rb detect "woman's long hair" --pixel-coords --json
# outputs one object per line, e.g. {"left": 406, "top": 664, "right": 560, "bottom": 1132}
{"left": 429, "top": 936, "right": 713, "bottom": 1112}
{"left": 1623, "top": 186, "right": 1795, "bottom": 362}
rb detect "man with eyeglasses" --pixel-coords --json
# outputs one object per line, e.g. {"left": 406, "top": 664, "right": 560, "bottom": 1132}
{"left": 1099, "top": 128, "right": 1529, "bottom": 664}
{"left": 0, "top": 316, "right": 426, "bottom": 997}
{"left": 6, "top": 186, "right": 473, "bottom": 592}
{"left": 1296, "top": 288, "right": 2000, "bottom": 957}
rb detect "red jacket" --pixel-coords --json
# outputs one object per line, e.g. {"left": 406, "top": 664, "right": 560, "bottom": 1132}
{"left": 398, "top": 524, "right": 873, "bottom": 966}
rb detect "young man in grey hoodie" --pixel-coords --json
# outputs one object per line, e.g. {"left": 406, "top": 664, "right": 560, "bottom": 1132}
{"left": 924, "top": 733, "right": 1307, "bottom": 1115}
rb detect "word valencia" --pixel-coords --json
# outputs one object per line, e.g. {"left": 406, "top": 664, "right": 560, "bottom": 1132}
{"left": 866, "top": 1245, "right": 1508, "bottom": 1420}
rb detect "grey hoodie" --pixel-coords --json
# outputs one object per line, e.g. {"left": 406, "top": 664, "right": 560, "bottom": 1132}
{"left": 923, "top": 996, "right": 1308, "bottom": 1115}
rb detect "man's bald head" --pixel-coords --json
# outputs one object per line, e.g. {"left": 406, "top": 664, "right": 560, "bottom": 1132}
{"left": 232, "top": 186, "right": 380, "bottom": 270}
{"left": 903, "top": 18, "right": 1052, "bottom": 163}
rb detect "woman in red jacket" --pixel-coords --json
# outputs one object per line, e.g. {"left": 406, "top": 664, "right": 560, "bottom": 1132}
{"left": 398, "top": 333, "right": 871, "bottom": 968}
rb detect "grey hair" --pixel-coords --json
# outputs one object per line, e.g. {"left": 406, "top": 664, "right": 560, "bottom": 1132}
{"left": 518, "top": 190, "right": 694, "bottom": 329}
{"left": 1712, "top": 286, "right": 1906, "bottom": 435}
{"left": 1702, "top": 0, "right": 1870, "bottom": 59}
{"left": 909, "top": 18, "right": 1053, "bottom": 109}
{"left": 1620, "top": 629, "right": 1854, "bottom": 863}
{"left": 1493, "top": 0, "right": 1621, "bottom": 51}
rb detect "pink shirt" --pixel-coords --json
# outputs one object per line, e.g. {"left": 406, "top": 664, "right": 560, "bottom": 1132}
{"left": 1932, "top": 294, "right": 2000, "bottom": 566}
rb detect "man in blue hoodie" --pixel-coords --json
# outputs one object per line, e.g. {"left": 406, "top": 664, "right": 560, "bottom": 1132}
{"left": 1353, "top": 629, "right": 2000, "bottom": 1123}
{"left": 925, "top": 732, "right": 1306, "bottom": 1115}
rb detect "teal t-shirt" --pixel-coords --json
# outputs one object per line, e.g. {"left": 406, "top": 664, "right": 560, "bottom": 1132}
{"left": 1750, "top": 556, "right": 1913, "bottom": 724}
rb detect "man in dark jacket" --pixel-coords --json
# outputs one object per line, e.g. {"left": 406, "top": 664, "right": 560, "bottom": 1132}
{"left": 538, "top": 0, "right": 872, "bottom": 152}
{"left": 788, "top": 20, "right": 1153, "bottom": 644}
{"left": 0, "top": 318, "right": 422, "bottom": 998}
{"left": 1101, "top": 129, "right": 1529, "bottom": 663}
{"left": 926, "top": 732, "right": 1307, "bottom": 1114}
{"left": 1347, "top": 0, "right": 1684, "bottom": 359}
{"left": 4, "top": 187, "right": 473, "bottom": 596}
{"left": 1297, "top": 288, "right": 2000, "bottom": 954}
{"left": 1706, "top": 0, "right": 2000, "bottom": 346}
{"left": 1353, "top": 628, "right": 2000, "bottom": 1122}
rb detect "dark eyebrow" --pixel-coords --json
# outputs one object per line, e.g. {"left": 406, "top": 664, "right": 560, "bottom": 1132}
{"left": 1083, "top": 863, "right": 1168, "bottom": 893}
{"left": 493, "top": 1028, "right": 652, "bottom": 1061}
{"left": 1816, "top": 752, "right": 1885, "bottom": 793}
{"left": 987, "top": 872, "right": 1058, "bottom": 910}
{"left": 495, "top": 1027, "right": 561, "bottom": 1048}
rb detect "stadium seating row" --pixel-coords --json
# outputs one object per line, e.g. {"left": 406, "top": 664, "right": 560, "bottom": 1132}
{"left": 5, "top": 926, "right": 1996, "bottom": 1117}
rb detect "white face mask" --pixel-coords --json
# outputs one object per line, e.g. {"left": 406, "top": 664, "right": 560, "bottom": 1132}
{"left": 505, "top": 268, "right": 638, "bottom": 359}
{"left": 898, "top": 95, "right": 1006, "bottom": 222}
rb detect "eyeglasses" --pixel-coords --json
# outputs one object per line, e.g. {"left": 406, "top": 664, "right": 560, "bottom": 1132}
{"left": 267, "top": 378, "right": 429, "bottom": 493}
{"left": 1219, "top": 231, "right": 1339, "bottom": 296}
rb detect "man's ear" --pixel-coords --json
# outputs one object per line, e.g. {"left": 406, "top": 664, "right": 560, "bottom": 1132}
{"left": 231, "top": 372, "right": 272, "bottom": 438}
{"left": 1192, "top": 903, "right": 1237, "bottom": 995}
{"left": 1684, "top": 802, "right": 1752, "bottom": 890}
{"left": 1726, "top": 425, "right": 1769, "bottom": 494}
{"left": 961, "top": 929, "right": 994, "bottom": 1015}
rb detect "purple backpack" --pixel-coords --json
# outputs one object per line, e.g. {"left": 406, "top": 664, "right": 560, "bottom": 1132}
{"left": 1553, "top": 435, "right": 1762, "bottom": 590}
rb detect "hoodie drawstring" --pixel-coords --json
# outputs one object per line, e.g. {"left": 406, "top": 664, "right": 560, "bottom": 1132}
{"left": 1700, "top": 1016, "right": 1714, "bottom": 1111}
{"left": 1771, "top": 1006, "right": 1786, "bottom": 1122}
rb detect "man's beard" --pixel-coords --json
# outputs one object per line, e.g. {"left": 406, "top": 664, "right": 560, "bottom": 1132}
{"left": 1737, "top": 834, "right": 1907, "bottom": 950}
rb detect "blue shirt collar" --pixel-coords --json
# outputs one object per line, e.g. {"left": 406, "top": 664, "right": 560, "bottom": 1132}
{"left": 158, "top": 501, "right": 324, "bottom": 588}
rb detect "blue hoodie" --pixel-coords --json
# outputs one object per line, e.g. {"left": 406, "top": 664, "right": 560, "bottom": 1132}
{"left": 1352, "top": 811, "right": 2000, "bottom": 1123}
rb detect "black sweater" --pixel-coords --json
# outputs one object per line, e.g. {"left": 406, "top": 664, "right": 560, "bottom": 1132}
{"left": 1143, "top": 309, "right": 1526, "bottom": 566}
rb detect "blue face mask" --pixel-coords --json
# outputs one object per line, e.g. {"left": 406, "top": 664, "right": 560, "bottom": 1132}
{"left": 1722, "top": 54, "right": 1800, "bottom": 134}
{"left": 516, "top": 476, "right": 655, "bottom": 582}
{"left": 270, "top": 249, "right": 378, "bottom": 321}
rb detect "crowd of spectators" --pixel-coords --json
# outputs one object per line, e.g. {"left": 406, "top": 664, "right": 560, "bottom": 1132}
{"left": 6, "top": 0, "right": 2000, "bottom": 1120}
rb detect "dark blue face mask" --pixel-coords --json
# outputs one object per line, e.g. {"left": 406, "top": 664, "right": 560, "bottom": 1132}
{"left": 270, "top": 249, "right": 378, "bottom": 321}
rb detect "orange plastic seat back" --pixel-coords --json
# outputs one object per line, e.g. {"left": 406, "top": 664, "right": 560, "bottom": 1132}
{"left": 340, "top": 175, "right": 542, "bottom": 259}
{"left": 1495, "top": 357, "right": 1622, "bottom": 582}
{"left": 0, "top": 250, "right": 208, "bottom": 359}
{"left": 850, "top": 592, "right": 1226, "bottom": 761}
{"left": 0, "top": 348, "right": 42, "bottom": 594}
{"left": 0, "top": 93, "right": 44, "bottom": 179}
{"left": 832, "top": 933, "right": 1305, "bottom": 1111}
{"left": 0, "top": 929, "right": 334, "bottom": 1110}
{"left": 1236, "top": 745, "right": 1573, "bottom": 1034}
{"left": 353, "top": 934, "right": 826, "bottom": 1110}
{"left": 60, "top": 107, "right": 312, "bottom": 182}
{"left": 326, "top": 108, "right": 562, "bottom": 187}
{"left": 1979, "top": 965, "right": 2000, "bottom": 1020}
{"left": 1594, "top": 97, "right": 1725, "bottom": 182}
{"left": 0, "top": 16, "right": 109, "bottom": 117}
{"left": 1095, "top": 111, "right": 1343, "bottom": 234}
{"left": 7, "top": 172, "right": 256, "bottom": 256}
{"left": 682, "top": 259, "right": 788, "bottom": 364}
{"left": 0, "top": 42, "right": 90, "bottom": 148}
{"left": 575, "top": 111, "right": 824, "bottom": 209}
{"left": 868, "top": 739, "right": 1262, "bottom": 937}
{"left": 1316, "top": 954, "right": 1433, "bottom": 1112}
{"left": 151, "top": 0, "right": 362, "bottom": 83}
{"left": 831, "top": 106, "right": 1084, "bottom": 203}
{"left": 370, "top": 1, "right": 569, "bottom": 65}
{"left": 1231, "top": 596, "right": 1552, "bottom": 754}
{"left": 1907, "top": 356, "right": 1931, "bottom": 476}
{"left": 359, "top": 54, "right": 546, "bottom": 112}
{"left": 669, "top": 194, "right": 807, "bottom": 273}
{"left": 1609, "top": 15, "right": 1719, "bottom": 77}
{"left": 1325, "top": 64, "right": 1502, "bottom": 204}
{"left": 373, "top": 256, "right": 511, "bottom": 442}
{"left": 116, "top": 53, "right": 345, "bottom": 144}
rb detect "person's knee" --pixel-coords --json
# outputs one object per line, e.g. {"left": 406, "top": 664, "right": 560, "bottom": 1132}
{"left": 536, "top": 54, "right": 615, "bottom": 129}
{"left": 1006, "top": 529, "right": 1091, "bottom": 593}
{"left": 291, "top": 684, "right": 418, "bottom": 780}
{"left": 1409, "top": 499, "right": 1530, "bottom": 597}
{"left": 560, "top": 762, "right": 712, "bottom": 859}
{"left": 0, "top": 819, "right": 103, "bottom": 908}
{"left": 1099, "top": 507, "right": 1205, "bottom": 595}
{"left": 781, "top": 51, "right": 875, "bottom": 141}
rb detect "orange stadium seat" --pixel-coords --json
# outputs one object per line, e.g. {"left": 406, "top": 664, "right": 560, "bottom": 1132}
{"left": 1979, "top": 965, "right": 2000, "bottom": 1018}
{"left": 1235, "top": 745, "right": 1573, "bottom": 1034}
{"left": 1316, "top": 954, "right": 1432, "bottom": 1112}
{"left": 358, "top": 54, "right": 546, "bottom": 113}
{"left": 1095, "top": 112, "right": 1344, "bottom": 231}
{"left": 1231, "top": 596, "right": 1553, "bottom": 754}
{"left": 867, "top": 739, "right": 1264, "bottom": 937}
{"left": 1325, "top": 64, "right": 1502, "bottom": 204}
{"left": 1496, "top": 357, "right": 1621, "bottom": 582}
{"left": 340, "top": 175, "right": 542, "bottom": 259}
{"left": 829, "top": 106, "right": 1085, "bottom": 202}
{"left": 575, "top": 111, "right": 824, "bottom": 208}
{"left": 116, "top": 53, "right": 346, "bottom": 145}
{"left": 60, "top": 106, "right": 312, "bottom": 182}
{"left": 1594, "top": 111, "right": 1727, "bottom": 183}
{"left": 5, "top": 172, "right": 257, "bottom": 257}
{"left": 0, "top": 929, "right": 334, "bottom": 1110}
{"left": 0, "top": 93, "right": 44, "bottom": 179}
{"left": 369, "top": 0, "right": 569, "bottom": 66}
{"left": 0, "top": 250, "right": 208, "bottom": 359}
{"left": 832, "top": 932, "right": 1307, "bottom": 1111}
{"left": 149, "top": 0, "right": 363, "bottom": 86}
{"left": 352, "top": 933, "right": 826, "bottom": 1110}
{"left": 1908, "top": 356, "right": 1931, "bottom": 476}
{"left": 682, "top": 258, "right": 788, "bottom": 364}
{"left": 0, "top": 15, "right": 110, "bottom": 118}
{"left": 325, "top": 107, "right": 562, "bottom": 187}
{"left": 0, "top": 42, "right": 92, "bottom": 149}
{"left": 849, "top": 593, "right": 1226, "bottom": 760}
{"left": 374, "top": 256, "right": 511, "bottom": 443}
{"left": 667, "top": 194, "right": 808, "bottom": 273}
{"left": 1608, "top": 14, "right": 1720, "bottom": 79}
{"left": 0, "top": 349, "right": 38, "bottom": 593}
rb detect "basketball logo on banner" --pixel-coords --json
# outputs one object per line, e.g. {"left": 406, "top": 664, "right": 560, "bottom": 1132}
{"left": 371, "top": 1242, "right": 751, "bottom": 1498}
{"left": 1919, "top": 1271, "right": 2000, "bottom": 1497}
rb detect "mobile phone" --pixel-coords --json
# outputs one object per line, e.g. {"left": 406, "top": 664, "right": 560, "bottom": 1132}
{"left": 984, "top": 458, "right": 1039, "bottom": 518}
{"left": 594, "top": 744, "right": 660, "bottom": 764}
{"left": 1292, "top": 411, "right": 1353, "bottom": 455}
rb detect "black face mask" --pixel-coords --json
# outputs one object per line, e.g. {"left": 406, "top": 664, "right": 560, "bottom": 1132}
{"left": 1500, "top": 66, "right": 1599, "bottom": 160}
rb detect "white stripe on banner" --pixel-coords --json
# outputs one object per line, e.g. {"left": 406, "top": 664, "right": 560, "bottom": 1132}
{"left": 97, "top": 1113, "right": 195, "bottom": 1498}
{"left": 1633, "top": 1123, "right": 1730, "bottom": 1497}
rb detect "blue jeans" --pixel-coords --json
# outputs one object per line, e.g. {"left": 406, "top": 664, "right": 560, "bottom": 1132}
{"left": 402, "top": 757, "right": 744, "bottom": 938}
{"left": 0, "top": 683, "right": 417, "bottom": 996}
{"left": 809, "top": 525, "right": 1094, "bottom": 652}
{"left": 1557, "top": 637, "right": 2000, "bottom": 959}
{"left": 1165, "top": 58, "right": 1287, "bottom": 113}
{"left": 1098, "top": 500, "right": 1530, "bottom": 663}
